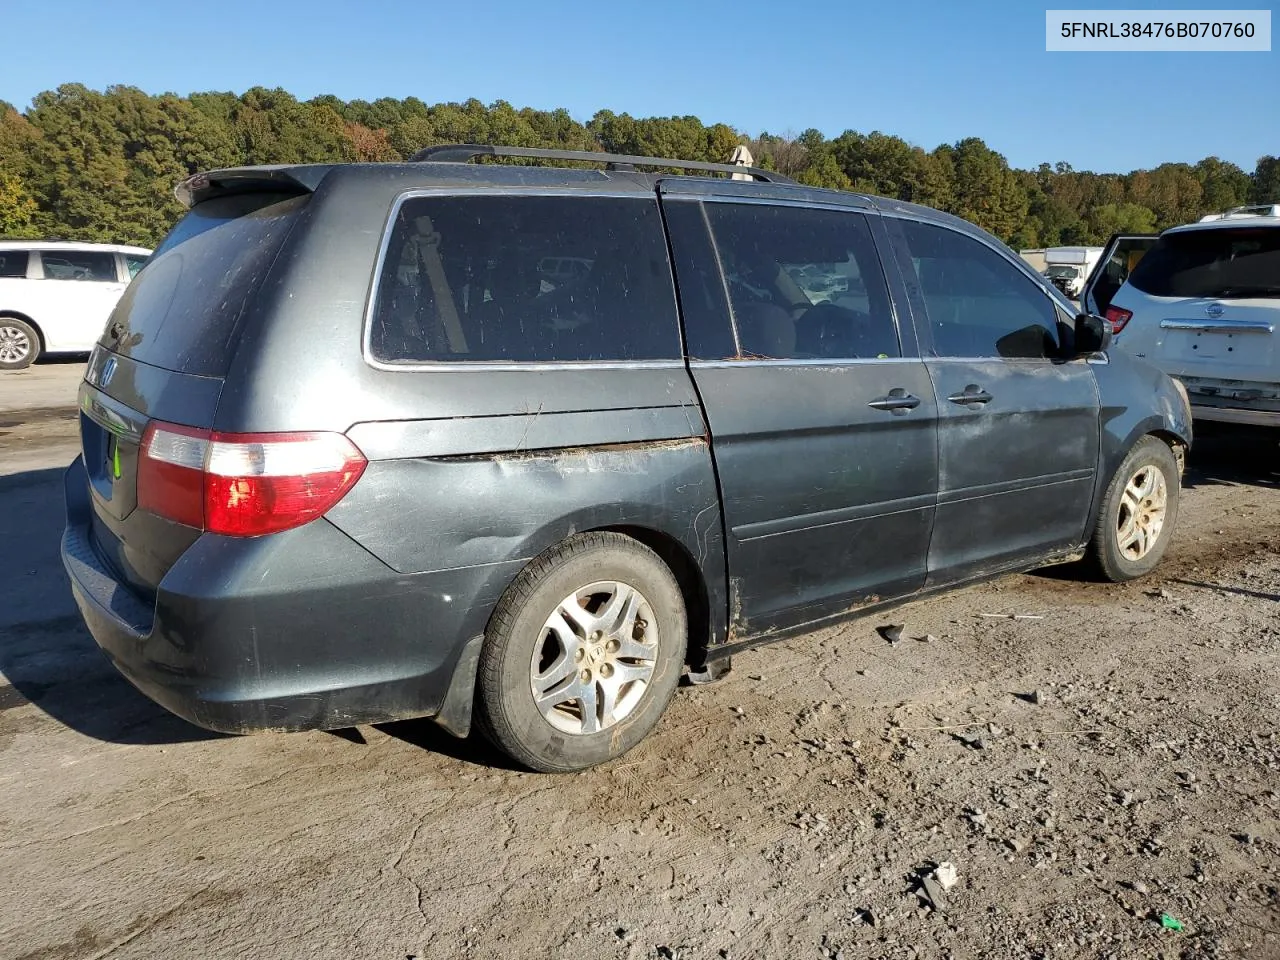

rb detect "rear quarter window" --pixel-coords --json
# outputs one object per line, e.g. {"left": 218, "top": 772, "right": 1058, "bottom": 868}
{"left": 101, "top": 192, "right": 308, "bottom": 376}
{"left": 0, "top": 251, "right": 29, "bottom": 278}
{"left": 368, "top": 194, "right": 681, "bottom": 364}
{"left": 1128, "top": 227, "right": 1280, "bottom": 299}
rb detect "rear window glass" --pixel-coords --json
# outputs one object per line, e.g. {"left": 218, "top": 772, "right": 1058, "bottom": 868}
{"left": 41, "top": 250, "right": 116, "bottom": 281}
{"left": 0, "top": 250, "right": 29, "bottom": 278}
{"left": 1128, "top": 227, "right": 1280, "bottom": 299}
{"left": 369, "top": 195, "right": 681, "bottom": 363}
{"left": 101, "top": 192, "right": 307, "bottom": 376}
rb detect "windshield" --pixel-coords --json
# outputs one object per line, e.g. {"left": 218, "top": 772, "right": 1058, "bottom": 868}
{"left": 1045, "top": 265, "right": 1080, "bottom": 279}
{"left": 1127, "top": 227, "right": 1280, "bottom": 299}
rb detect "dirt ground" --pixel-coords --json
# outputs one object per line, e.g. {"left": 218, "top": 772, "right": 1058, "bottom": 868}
{"left": 1, "top": 363, "right": 1278, "bottom": 960}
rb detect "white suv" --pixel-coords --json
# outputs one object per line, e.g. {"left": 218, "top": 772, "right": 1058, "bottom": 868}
{"left": 1091, "top": 205, "right": 1280, "bottom": 427}
{"left": 0, "top": 241, "right": 152, "bottom": 370}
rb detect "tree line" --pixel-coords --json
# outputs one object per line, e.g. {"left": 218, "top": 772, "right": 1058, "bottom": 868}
{"left": 1, "top": 83, "right": 1277, "bottom": 250}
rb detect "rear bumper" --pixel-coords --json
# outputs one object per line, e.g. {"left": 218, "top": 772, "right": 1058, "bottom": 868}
{"left": 61, "top": 456, "right": 522, "bottom": 734}
{"left": 1190, "top": 403, "right": 1280, "bottom": 427}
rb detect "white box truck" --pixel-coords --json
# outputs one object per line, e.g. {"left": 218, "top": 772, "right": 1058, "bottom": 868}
{"left": 1043, "top": 246, "right": 1104, "bottom": 299}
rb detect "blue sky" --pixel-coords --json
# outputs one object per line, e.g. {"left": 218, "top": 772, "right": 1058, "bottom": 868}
{"left": 3, "top": 0, "right": 1276, "bottom": 173}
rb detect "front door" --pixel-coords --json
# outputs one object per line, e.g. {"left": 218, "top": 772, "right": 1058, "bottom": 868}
{"left": 662, "top": 192, "right": 939, "bottom": 636}
{"left": 1082, "top": 233, "right": 1159, "bottom": 318}
{"left": 883, "top": 217, "right": 1100, "bottom": 586}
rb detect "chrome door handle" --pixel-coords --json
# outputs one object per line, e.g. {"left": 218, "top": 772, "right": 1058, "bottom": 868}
{"left": 947, "top": 386, "right": 993, "bottom": 405}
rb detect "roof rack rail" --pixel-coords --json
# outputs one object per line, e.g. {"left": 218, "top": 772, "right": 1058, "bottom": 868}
{"left": 1198, "top": 203, "right": 1280, "bottom": 222}
{"left": 410, "top": 143, "right": 796, "bottom": 184}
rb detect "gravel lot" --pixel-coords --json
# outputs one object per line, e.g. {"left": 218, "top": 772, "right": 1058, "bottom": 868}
{"left": 1, "top": 362, "right": 1278, "bottom": 960}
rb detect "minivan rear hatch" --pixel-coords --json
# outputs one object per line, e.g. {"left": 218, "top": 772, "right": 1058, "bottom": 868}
{"left": 80, "top": 189, "right": 310, "bottom": 599}
{"left": 1123, "top": 226, "right": 1280, "bottom": 381}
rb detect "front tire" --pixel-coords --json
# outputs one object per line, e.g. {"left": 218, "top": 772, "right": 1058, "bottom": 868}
{"left": 0, "top": 318, "right": 40, "bottom": 370}
{"left": 475, "top": 532, "right": 687, "bottom": 773}
{"left": 1088, "top": 436, "right": 1180, "bottom": 582}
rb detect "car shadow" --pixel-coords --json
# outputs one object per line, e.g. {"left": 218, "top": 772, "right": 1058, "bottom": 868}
{"left": 0, "top": 466, "right": 220, "bottom": 746}
{"left": 374, "top": 719, "right": 527, "bottom": 772}
{"left": 1, "top": 465, "right": 514, "bottom": 763}
{"left": 1182, "top": 424, "right": 1280, "bottom": 490}
{"left": 1168, "top": 578, "right": 1280, "bottom": 603}
{"left": 1031, "top": 427, "right": 1277, "bottom": 584}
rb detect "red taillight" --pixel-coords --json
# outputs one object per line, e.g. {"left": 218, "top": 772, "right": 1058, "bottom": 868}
{"left": 138, "top": 423, "right": 209, "bottom": 528}
{"left": 138, "top": 422, "right": 366, "bottom": 537}
{"left": 1105, "top": 305, "right": 1133, "bottom": 335}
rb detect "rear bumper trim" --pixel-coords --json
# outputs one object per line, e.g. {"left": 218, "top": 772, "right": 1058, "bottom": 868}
{"left": 62, "top": 520, "right": 152, "bottom": 637}
{"left": 1190, "top": 404, "right": 1280, "bottom": 427}
{"left": 1159, "top": 318, "right": 1275, "bottom": 333}
{"left": 61, "top": 455, "right": 489, "bottom": 735}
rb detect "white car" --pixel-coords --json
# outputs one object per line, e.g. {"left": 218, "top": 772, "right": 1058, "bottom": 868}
{"left": 0, "top": 241, "right": 152, "bottom": 370}
{"left": 1084, "top": 205, "right": 1280, "bottom": 427}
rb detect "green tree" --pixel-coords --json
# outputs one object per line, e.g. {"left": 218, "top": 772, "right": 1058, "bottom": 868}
{"left": 945, "top": 138, "right": 1029, "bottom": 241}
{"left": 107, "top": 86, "right": 241, "bottom": 241}
{"left": 1251, "top": 156, "right": 1280, "bottom": 203}
{"left": 796, "top": 151, "right": 851, "bottom": 190}
{"left": 0, "top": 172, "right": 39, "bottom": 237}
{"left": 0, "top": 104, "right": 40, "bottom": 181}
{"left": 1088, "top": 202, "right": 1158, "bottom": 238}
{"left": 1194, "top": 156, "right": 1251, "bottom": 213}
{"left": 232, "top": 87, "right": 353, "bottom": 164}
{"left": 25, "top": 84, "right": 135, "bottom": 241}
{"left": 1127, "top": 163, "right": 1203, "bottom": 228}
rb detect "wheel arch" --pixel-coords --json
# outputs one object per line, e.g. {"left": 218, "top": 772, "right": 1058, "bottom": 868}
{"left": 0, "top": 310, "right": 45, "bottom": 350}
{"left": 595, "top": 523, "right": 713, "bottom": 670}
{"left": 433, "top": 517, "right": 725, "bottom": 742}
{"left": 1086, "top": 430, "right": 1181, "bottom": 581}
{"left": 1150, "top": 427, "right": 1189, "bottom": 471}
{"left": 1087, "top": 416, "right": 1187, "bottom": 548}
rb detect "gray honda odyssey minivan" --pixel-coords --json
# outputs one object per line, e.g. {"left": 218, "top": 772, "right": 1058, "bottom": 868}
{"left": 63, "top": 145, "right": 1193, "bottom": 772}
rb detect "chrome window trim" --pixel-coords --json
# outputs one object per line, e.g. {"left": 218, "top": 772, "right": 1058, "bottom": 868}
{"left": 689, "top": 356, "right": 925, "bottom": 369}
{"left": 660, "top": 192, "right": 875, "bottom": 213}
{"left": 366, "top": 357, "right": 689, "bottom": 373}
{"left": 361, "top": 187, "right": 684, "bottom": 373}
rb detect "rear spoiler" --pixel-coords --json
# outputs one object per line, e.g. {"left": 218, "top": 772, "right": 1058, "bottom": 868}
{"left": 175, "top": 165, "right": 333, "bottom": 208}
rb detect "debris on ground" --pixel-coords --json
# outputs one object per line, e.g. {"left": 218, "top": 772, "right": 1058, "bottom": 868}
{"left": 932, "top": 862, "right": 959, "bottom": 891}
{"left": 877, "top": 623, "right": 905, "bottom": 645}
{"left": 918, "top": 873, "right": 949, "bottom": 912}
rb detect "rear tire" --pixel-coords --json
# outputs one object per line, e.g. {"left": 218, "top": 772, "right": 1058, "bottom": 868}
{"left": 0, "top": 318, "right": 40, "bottom": 370}
{"left": 1088, "top": 436, "right": 1180, "bottom": 582}
{"left": 475, "top": 532, "right": 687, "bottom": 773}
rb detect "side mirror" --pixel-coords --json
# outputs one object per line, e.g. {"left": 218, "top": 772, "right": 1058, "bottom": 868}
{"left": 1073, "top": 313, "right": 1112, "bottom": 356}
